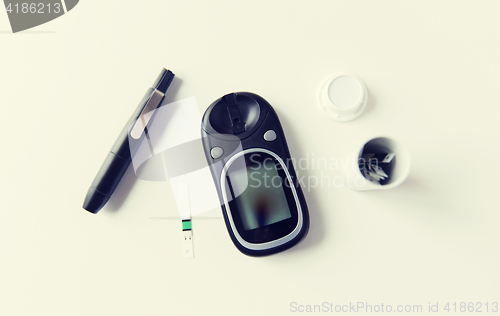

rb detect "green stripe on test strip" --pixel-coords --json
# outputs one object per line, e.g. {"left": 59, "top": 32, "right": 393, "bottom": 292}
{"left": 182, "top": 220, "right": 192, "bottom": 231}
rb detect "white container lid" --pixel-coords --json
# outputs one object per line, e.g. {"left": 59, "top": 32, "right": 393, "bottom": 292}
{"left": 318, "top": 74, "right": 368, "bottom": 122}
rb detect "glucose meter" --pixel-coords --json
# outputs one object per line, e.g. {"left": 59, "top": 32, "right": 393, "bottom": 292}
{"left": 201, "top": 92, "right": 309, "bottom": 256}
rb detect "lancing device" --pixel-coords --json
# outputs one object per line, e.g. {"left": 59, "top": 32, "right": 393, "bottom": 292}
{"left": 83, "top": 68, "right": 175, "bottom": 214}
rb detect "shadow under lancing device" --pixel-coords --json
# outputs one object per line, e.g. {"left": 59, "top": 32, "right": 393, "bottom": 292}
{"left": 201, "top": 92, "right": 310, "bottom": 256}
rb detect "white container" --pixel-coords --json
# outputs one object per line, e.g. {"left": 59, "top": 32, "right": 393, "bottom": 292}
{"left": 318, "top": 74, "right": 368, "bottom": 122}
{"left": 341, "top": 137, "right": 411, "bottom": 191}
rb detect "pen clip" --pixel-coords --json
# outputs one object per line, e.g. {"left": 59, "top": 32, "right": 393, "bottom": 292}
{"left": 130, "top": 89, "right": 165, "bottom": 139}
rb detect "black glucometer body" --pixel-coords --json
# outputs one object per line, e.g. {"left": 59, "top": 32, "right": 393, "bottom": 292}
{"left": 201, "top": 92, "right": 309, "bottom": 256}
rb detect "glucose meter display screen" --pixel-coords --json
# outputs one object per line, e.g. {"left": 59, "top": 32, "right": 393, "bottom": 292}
{"left": 228, "top": 156, "right": 292, "bottom": 231}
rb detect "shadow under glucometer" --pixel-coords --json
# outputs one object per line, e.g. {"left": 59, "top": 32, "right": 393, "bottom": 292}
{"left": 277, "top": 112, "right": 326, "bottom": 253}
{"left": 105, "top": 77, "right": 183, "bottom": 213}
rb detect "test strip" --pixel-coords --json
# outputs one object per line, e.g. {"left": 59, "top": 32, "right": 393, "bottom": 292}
{"left": 182, "top": 219, "right": 194, "bottom": 259}
{"left": 161, "top": 153, "right": 194, "bottom": 259}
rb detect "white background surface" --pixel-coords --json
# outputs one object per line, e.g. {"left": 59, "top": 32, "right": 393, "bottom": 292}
{"left": 1, "top": 1, "right": 499, "bottom": 315}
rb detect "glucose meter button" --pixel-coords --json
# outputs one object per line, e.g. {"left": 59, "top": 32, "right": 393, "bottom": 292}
{"left": 210, "top": 147, "right": 224, "bottom": 159}
{"left": 263, "top": 130, "right": 277, "bottom": 141}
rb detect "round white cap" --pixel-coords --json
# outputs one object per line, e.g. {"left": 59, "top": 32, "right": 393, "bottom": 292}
{"left": 318, "top": 74, "right": 368, "bottom": 122}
